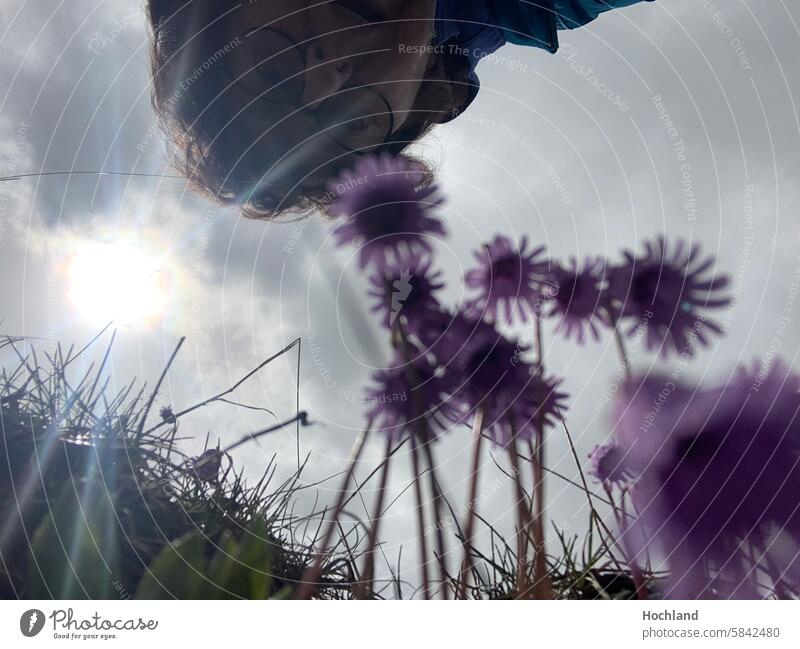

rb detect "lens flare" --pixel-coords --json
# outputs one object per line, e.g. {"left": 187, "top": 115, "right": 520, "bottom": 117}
{"left": 66, "top": 238, "right": 170, "bottom": 327}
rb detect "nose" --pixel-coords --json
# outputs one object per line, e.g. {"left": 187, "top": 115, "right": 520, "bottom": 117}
{"left": 301, "top": 41, "right": 354, "bottom": 107}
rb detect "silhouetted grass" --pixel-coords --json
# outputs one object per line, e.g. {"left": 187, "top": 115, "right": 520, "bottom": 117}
{"left": 0, "top": 333, "right": 355, "bottom": 599}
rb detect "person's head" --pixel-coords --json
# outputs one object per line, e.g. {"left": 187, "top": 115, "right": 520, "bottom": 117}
{"left": 147, "top": 0, "right": 471, "bottom": 219}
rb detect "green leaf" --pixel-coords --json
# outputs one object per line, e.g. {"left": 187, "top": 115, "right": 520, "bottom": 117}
{"left": 199, "top": 530, "right": 239, "bottom": 599}
{"left": 204, "top": 524, "right": 273, "bottom": 599}
{"left": 135, "top": 532, "right": 205, "bottom": 599}
{"left": 270, "top": 585, "right": 294, "bottom": 600}
{"left": 135, "top": 521, "right": 276, "bottom": 599}
{"left": 238, "top": 523, "right": 272, "bottom": 599}
{"left": 26, "top": 483, "right": 120, "bottom": 599}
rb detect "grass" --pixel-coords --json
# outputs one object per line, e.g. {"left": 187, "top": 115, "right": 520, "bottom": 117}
{"left": 0, "top": 333, "right": 354, "bottom": 599}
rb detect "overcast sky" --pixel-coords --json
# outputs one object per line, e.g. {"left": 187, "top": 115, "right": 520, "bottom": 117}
{"left": 2, "top": 0, "right": 799, "bottom": 594}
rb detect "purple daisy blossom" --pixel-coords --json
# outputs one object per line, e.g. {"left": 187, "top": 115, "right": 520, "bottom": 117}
{"left": 464, "top": 235, "right": 550, "bottom": 323}
{"left": 588, "top": 443, "right": 634, "bottom": 485}
{"left": 613, "top": 361, "right": 800, "bottom": 599}
{"left": 476, "top": 371, "right": 567, "bottom": 449}
{"left": 328, "top": 154, "right": 446, "bottom": 269}
{"left": 444, "top": 315, "right": 568, "bottom": 446}
{"left": 367, "top": 254, "right": 444, "bottom": 331}
{"left": 547, "top": 257, "right": 613, "bottom": 343}
{"left": 365, "top": 354, "right": 458, "bottom": 443}
{"left": 609, "top": 236, "right": 731, "bottom": 356}
{"left": 415, "top": 308, "right": 482, "bottom": 368}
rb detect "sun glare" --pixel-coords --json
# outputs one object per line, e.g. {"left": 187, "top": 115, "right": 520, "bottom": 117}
{"left": 67, "top": 238, "right": 170, "bottom": 327}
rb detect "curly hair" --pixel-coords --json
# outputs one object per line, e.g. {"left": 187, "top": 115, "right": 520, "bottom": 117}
{"left": 146, "top": 0, "right": 472, "bottom": 220}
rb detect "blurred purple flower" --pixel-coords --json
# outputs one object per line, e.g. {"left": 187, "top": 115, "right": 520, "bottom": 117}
{"left": 415, "top": 309, "right": 480, "bottom": 367}
{"left": 328, "top": 154, "right": 445, "bottom": 268}
{"left": 368, "top": 254, "right": 444, "bottom": 330}
{"left": 159, "top": 405, "right": 177, "bottom": 424}
{"left": 609, "top": 236, "right": 731, "bottom": 356}
{"left": 478, "top": 371, "right": 568, "bottom": 449}
{"left": 613, "top": 361, "right": 800, "bottom": 598}
{"left": 588, "top": 443, "right": 634, "bottom": 485}
{"left": 444, "top": 315, "right": 568, "bottom": 446}
{"left": 464, "top": 235, "right": 550, "bottom": 323}
{"left": 189, "top": 449, "right": 224, "bottom": 483}
{"left": 365, "top": 354, "right": 458, "bottom": 443}
{"left": 547, "top": 257, "right": 613, "bottom": 343}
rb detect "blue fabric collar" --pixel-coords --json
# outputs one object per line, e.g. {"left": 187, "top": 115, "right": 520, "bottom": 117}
{"left": 431, "top": 1, "right": 653, "bottom": 119}
{"left": 432, "top": 0, "right": 557, "bottom": 120}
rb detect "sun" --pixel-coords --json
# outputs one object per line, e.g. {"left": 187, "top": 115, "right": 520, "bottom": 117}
{"left": 66, "top": 237, "right": 170, "bottom": 327}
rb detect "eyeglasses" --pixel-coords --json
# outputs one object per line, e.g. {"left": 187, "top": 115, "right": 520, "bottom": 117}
{"left": 229, "top": 26, "right": 395, "bottom": 152}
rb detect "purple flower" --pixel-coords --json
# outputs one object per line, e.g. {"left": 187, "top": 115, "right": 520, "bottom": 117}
{"left": 609, "top": 236, "right": 731, "bottom": 356}
{"left": 329, "top": 154, "right": 445, "bottom": 269}
{"left": 547, "top": 257, "right": 613, "bottom": 343}
{"left": 189, "top": 449, "right": 224, "bottom": 483}
{"left": 478, "top": 372, "right": 568, "bottom": 449}
{"left": 367, "top": 254, "right": 444, "bottom": 330}
{"left": 613, "top": 361, "right": 800, "bottom": 598}
{"left": 464, "top": 235, "right": 550, "bottom": 323}
{"left": 159, "top": 405, "right": 177, "bottom": 424}
{"left": 484, "top": 370, "right": 567, "bottom": 448}
{"left": 444, "top": 315, "right": 568, "bottom": 446}
{"left": 414, "top": 309, "right": 481, "bottom": 368}
{"left": 588, "top": 443, "right": 634, "bottom": 485}
{"left": 365, "top": 354, "right": 457, "bottom": 443}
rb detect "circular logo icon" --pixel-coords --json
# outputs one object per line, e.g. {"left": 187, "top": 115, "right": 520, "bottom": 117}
{"left": 20, "top": 609, "right": 45, "bottom": 637}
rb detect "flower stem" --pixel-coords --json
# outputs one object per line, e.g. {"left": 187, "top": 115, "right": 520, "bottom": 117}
{"left": 556, "top": 409, "right": 622, "bottom": 571}
{"left": 530, "top": 426, "right": 552, "bottom": 599}
{"left": 358, "top": 435, "right": 393, "bottom": 598}
{"left": 531, "top": 315, "right": 552, "bottom": 599}
{"left": 507, "top": 438, "right": 533, "bottom": 597}
{"left": 394, "top": 317, "right": 439, "bottom": 599}
{"left": 296, "top": 421, "right": 372, "bottom": 599}
{"left": 422, "top": 441, "right": 449, "bottom": 599}
{"left": 605, "top": 485, "right": 648, "bottom": 599}
{"left": 457, "top": 408, "right": 485, "bottom": 599}
{"left": 534, "top": 314, "right": 544, "bottom": 370}
{"left": 609, "top": 308, "right": 633, "bottom": 382}
{"left": 410, "top": 437, "right": 432, "bottom": 599}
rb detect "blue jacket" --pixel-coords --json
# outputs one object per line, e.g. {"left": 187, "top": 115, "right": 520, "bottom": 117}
{"left": 434, "top": 0, "right": 654, "bottom": 117}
